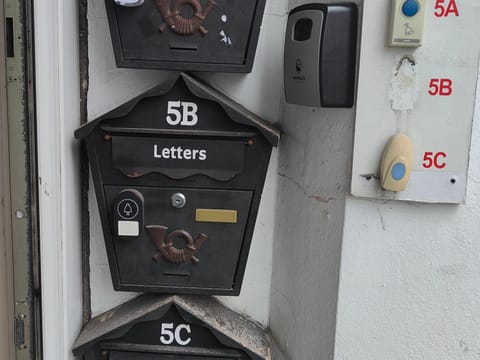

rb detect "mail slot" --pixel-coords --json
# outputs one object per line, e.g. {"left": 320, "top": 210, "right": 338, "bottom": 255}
{"left": 73, "top": 294, "right": 270, "bottom": 360}
{"left": 75, "top": 73, "right": 279, "bottom": 294}
{"left": 104, "top": 0, "right": 267, "bottom": 72}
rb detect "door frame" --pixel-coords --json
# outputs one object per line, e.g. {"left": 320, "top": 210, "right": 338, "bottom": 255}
{"left": 0, "top": 0, "right": 15, "bottom": 357}
{"left": 4, "top": 0, "right": 41, "bottom": 358}
{"left": 34, "top": 0, "right": 84, "bottom": 358}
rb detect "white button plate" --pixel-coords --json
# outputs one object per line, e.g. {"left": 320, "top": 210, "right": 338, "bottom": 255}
{"left": 118, "top": 221, "right": 140, "bottom": 237}
{"left": 388, "top": 0, "right": 426, "bottom": 47}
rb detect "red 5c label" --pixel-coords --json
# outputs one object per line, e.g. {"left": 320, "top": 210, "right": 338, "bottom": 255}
{"left": 422, "top": 152, "right": 447, "bottom": 169}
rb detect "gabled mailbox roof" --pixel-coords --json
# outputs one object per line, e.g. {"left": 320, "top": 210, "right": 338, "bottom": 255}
{"left": 75, "top": 72, "right": 280, "bottom": 146}
{"left": 73, "top": 294, "right": 271, "bottom": 360}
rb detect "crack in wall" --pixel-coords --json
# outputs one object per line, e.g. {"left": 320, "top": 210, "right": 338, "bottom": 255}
{"left": 278, "top": 172, "right": 337, "bottom": 203}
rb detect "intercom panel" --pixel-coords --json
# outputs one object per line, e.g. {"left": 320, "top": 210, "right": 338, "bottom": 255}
{"left": 351, "top": 0, "right": 479, "bottom": 203}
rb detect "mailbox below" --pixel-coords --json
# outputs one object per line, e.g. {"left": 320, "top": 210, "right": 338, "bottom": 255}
{"left": 73, "top": 294, "right": 270, "bottom": 360}
{"left": 75, "top": 73, "right": 279, "bottom": 295}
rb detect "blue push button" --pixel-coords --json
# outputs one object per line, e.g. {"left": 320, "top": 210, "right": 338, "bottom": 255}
{"left": 402, "top": 0, "right": 420, "bottom": 17}
{"left": 391, "top": 163, "right": 406, "bottom": 181}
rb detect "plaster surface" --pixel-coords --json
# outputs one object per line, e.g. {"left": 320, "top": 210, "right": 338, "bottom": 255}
{"left": 266, "top": 1, "right": 360, "bottom": 359}
{"left": 335, "top": 70, "right": 480, "bottom": 360}
{"left": 269, "top": 103, "right": 355, "bottom": 360}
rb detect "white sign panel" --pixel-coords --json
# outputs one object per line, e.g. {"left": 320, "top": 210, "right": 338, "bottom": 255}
{"left": 351, "top": 0, "right": 480, "bottom": 203}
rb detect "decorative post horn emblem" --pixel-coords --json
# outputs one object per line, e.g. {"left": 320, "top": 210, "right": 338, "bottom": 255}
{"left": 153, "top": 0, "right": 217, "bottom": 36}
{"left": 146, "top": 225, "right": 208, "bottom": 264}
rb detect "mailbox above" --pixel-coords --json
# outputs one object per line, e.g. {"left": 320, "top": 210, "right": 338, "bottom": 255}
{"left": 104, "top": 0, "right": 267, "bottom": 72}
{"left": 76, "top": 73, "right": 279, "bottom": 295}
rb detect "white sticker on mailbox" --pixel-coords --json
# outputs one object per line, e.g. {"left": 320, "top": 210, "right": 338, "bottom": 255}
{"left": 118, "top": 221, "right": 139, "bottom": 237}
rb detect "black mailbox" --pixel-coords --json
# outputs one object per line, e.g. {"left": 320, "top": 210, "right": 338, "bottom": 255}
{"left": 105, "top": 0, "right": 267, "bottom": 72}
{"left": 76, "top": 73, "right": 279, "bottom": 295}
{"left": 73, "top": 294, "right": 270, "bottom": 359}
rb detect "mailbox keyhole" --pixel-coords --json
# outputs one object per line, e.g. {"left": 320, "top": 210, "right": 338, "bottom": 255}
{"left": 171, "top": 193, "right": 187, "bottom": 208}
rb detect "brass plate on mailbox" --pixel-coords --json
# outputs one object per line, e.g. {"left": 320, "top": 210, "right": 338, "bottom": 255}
{"left": 196, "top": 209, "right": 238, "bottom": 224}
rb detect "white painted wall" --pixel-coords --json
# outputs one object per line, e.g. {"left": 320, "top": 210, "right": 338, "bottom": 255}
{"left": 334, "top": 71, "right": 480, "bottom": 360}
{"left": 267, "top": 1, "right": 480, "bottom": 359}
{"left": 333, "top": 1, "right": 480, "bottom": 359}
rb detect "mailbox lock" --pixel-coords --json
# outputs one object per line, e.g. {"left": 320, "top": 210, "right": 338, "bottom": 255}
{"left": 171, "top": 193, "right": 187, "bottom": 208}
